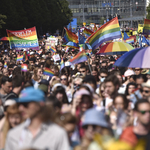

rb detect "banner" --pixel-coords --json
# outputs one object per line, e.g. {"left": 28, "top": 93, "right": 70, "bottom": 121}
{"left": 138, "top": 24, "right": 143, "bottom": 34}
{"left": 7, "top": 27, "right": 39, "bottom": 51}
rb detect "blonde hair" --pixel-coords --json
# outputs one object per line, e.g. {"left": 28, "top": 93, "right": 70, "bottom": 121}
{"left": 33, "top": 67, "right": 40, "bottom": 81}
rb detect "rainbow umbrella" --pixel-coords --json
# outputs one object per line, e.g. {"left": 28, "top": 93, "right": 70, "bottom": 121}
{"left": 114, "top": 46, "right": 150, "bottom": 68}
{"left": 62, "top": 41, "right": 79, "bottom": 49}
{"left": 96, "top": 42, "right": 134, "bottom": 55}
{"left": 0, "top": 37, "right": 9, "bottom": 41}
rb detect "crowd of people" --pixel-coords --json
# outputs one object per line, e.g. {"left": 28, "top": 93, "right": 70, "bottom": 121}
{"left": 0, "top": 37, "right": 149, "bottom": 150}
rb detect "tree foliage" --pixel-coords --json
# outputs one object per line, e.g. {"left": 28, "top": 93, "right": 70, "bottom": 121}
{"left": 0, "top": 0, "right": 72, "bottom": 36}
{"left": 0, "top": 14, "right": 7, "bottom": 29}
{"left": 146, "top": 4, "right": 150, "bottom": 19}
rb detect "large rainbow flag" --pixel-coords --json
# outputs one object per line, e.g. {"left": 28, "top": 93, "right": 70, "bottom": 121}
{"left": 143, "top": 19, "right": 150, "bottom": 35}
{"left": 7, "top": 27, "right": 39, "bottom": 51}
{"left": 83, "top": 28, "right": 93, "bottom": 37}
{"left": 69, "top": 50, "right": 87, "bottom": 64}
{"left": 86, "top": 17, "right": 122, "bottom": 50}
{"left": 64, "top": 27, "right": 78, "bottom": 43}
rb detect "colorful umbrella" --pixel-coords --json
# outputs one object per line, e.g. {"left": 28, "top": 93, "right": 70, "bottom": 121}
{"left": 62, "top": 41, "right": 79, "bottom": 49}
{"left": 96, "top": 42, "right": 134, "bottom": 55}
{"left": 114, "top": 46, "right": 150, "bottom": 68}
{"left": 0, "top": 37, "right": 9, "bottom": 41}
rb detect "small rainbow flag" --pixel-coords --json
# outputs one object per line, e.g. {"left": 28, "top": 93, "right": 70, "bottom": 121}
{"left": 86, "top": 17, "right": 122, "bottom": 50}
{"left": 21, "top": 64, "right": 28, "bottom": 72}
{"left": 69, "top": 50, "right": 87, "bottom": 65}
{"left": 17, "top": 55, "right": 23, "bottom": 61}
{"left": 124, "top": 37, "right": 134, "bottom": 44}
{"left": 64, "top": 27, "right": 78, "bottom": 43}
{"left": 60, "top": 58, "right": 65, "bottom": 70}
{"left": 143, "top": 19, "right": 150, "bottom": 35}
{"left": 23, "top": 51, "right": 28, "bottom": 61}
{"left": 43, "top": 68, "right": 54, "bottom": 77}
{"left": 83, "top": 28, "right": 93, "bottom": 37}
{"left": 50, "top": 47, "right": 56, "bottom": 53}
{"left": 4, "top": 62, "right": 7, "bottom": 68}
{"left": 37, "top": 50, "right": 42, "bottom": 55}
{"left": 65, "top": 46, "right": 69, "bottom": 52}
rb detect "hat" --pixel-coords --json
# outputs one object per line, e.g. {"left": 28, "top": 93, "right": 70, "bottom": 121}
{"left": 124, "top": 69, "right": 135, "bottom": 77}
{"left": 74, "top": 89, "right": 90, "bottom": 97}
{"left": 142, "top": 80, "right": 150, "bottom": 88}
{"left": 51, "top": 83, "right": 66, "bottom": 92}
{"left": 18, "top": 87, "right": 45, "bottom": 103}
{"left": 30, "top": 51, "right": 35, "bottom": 55}
{"left": 4, "top": 99, "right": 16, "bottom": 107}
{"left": 82, "top": 108, "right": 110, "bottom": 128}
{"left": 141, "top": 69, "right": 150, "bottom": 75}
{"left": 38, "top": 84, "right": 48, "bottom": 94}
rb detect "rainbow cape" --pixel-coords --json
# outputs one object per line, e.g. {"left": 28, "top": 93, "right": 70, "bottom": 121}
{"left": 60, "top": 58, "right": 65, "bottom": 70}
{"left": 69, "top": 50, "right": 87, "bottom": 64}
{"left": 4, "top": 62, "right": 7, "bottom": 68}
{"left": 143, "top": 19, "right": 150, "bottom": 35}
{"left": 21, "top": 64, "right": 28, "bottom": 72}
{"left": 83, "top": 28, "right": 94, "bottom": 37}
{"left": 17, "top": 55, "right": 23, "bottom": 61}
{"left": 43, "top": 68, "right": 54, "bottom": 77}
{"left": 50, "top": 47, "right": 56, "bottom": 53}
{"left": 86, "top": 17, "right": 122, "bottom": 50}
{"left": 64, "top": 27, "right": 78, "bottom": 43}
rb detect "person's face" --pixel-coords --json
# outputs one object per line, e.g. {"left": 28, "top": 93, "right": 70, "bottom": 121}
{"left": 105, "top": 81, "right": 115, "bottom": 97}
{"left": 60, "top": 75, "right": 68, "bottom": 86}
{"left": 116, "top": 75, "right": 122, "bottom": 84}
{"left": 141, "top": 87, "right": 150, "bottom": 99}
{"left": 3, "top": 69, "right": 9, "bottom": 76}
{"left": 80, "top": 95, "right": 92, "bottom": 112}
{"left": 29, "top": 61, "right": 34, "bottom": 66}
{"left": 101, "top": 63, "right": 107, "bottom": 68}
{"left": 19, "top": 102, "right": 41, "bottom": 120}
{"left": 37, "top": 69, "right": 43, "bottom": 78}
{"left": 64, "top": 123, "right": 76, "bottom": 138}
{"left": 92, "top": 71, "right": 98, "bottom": 79}
{"left": 128, "top": 85, "right": 136, "bottom": 95}
{"left": 136, "top": 103, "right": 150, "bottom": 126}
{"left": 134, "top": 68, "right": 141, "bottom": 75}
{"left": 79, "top": 68, "right": 87, "bottom": 76}
{"left": 136, "top": 78, "right": 144, "bottom": 89}
{"left": 56, "top": 93, "right": 64, "bottom": 103}
{"left": 2, "top": 81, "right": 13, "bottom": 94}
{"left": 114, "top": 96, "right": 124, "bottom": 110}
{"left": 91, "top": 56, "right": 95, "bottom": 61}
{"left": 8, "top": 113, "right": 21, "bottom": 128}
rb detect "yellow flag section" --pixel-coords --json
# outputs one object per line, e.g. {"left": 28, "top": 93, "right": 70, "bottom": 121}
{"left": 138, "top": 24, "right": 144, "bottom": 34}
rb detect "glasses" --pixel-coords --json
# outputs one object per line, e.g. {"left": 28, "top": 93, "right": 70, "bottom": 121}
{"left": 135, "top": 69, "right": 140, "bottom": 71}
{"left": 101, "top": 76, "right": 107, "bottom": 78}
{"left": 101, "top": 90, "right": 104, "bottom": 93}
{"left": 61, "top": 78, "right": 67, "bottom": 81}
{"left": 138, "top": 110, "right": 150, "bottom": 115}
{"left": 74, "top": 83, "right": 81, "bottom": 87}
{"left": 80, "top": 70, "right": 86, "bottom": 73}
{"left": 140, "top": 89, "right": 150, "bottom": 94}
{"left": 18, "top": 102, "right": 29, "bottom": 108}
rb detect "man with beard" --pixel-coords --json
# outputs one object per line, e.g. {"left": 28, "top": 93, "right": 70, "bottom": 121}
{"left": 120, "top": 99, "right": 150, "bottom": 149}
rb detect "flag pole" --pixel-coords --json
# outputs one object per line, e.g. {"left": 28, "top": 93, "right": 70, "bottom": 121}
{"left": 87, "top": 59, "right": 92, "bottom": 74}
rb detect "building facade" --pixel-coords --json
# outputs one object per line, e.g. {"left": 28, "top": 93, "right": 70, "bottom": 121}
{"left": 67, "top": 0, "right": 147, "bottom": 27}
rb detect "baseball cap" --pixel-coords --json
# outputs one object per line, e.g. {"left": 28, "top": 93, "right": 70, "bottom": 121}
{"left": 18, "top": 87, "right": 45, "bottom": 103}
{"left": 38, "top": 84, "right": 48, "bottom": 94}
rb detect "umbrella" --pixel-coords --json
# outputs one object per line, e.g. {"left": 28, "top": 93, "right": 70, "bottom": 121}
{"left": 62, "top": 41, "right": 79, "bottom": 49}
{"left": 0, "top": 37, "right": 9, "bottom": 41}
{"left": 114, "top": 46, "right": 150, "bottom": 68}
{"left": 96, "top": 42, "right": 134, "bottom": 55}
{"left": 79, "top": 43, "right": 92, "bottom": 50}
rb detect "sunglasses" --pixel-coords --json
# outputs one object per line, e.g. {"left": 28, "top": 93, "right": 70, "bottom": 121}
{"left": 61, "top": 78, "right": 67, "bottom": 81}
{"left": 74, "top": 83, "right": 81, "bottom": 87}
{"left": 140, "top": 89, "right": 150, "bottom": 94}
{"left": 138, "top": 110, "right": 150, "bottom": 115}
{"left": 18, "top": 102, "right": 29, "bottom": 108}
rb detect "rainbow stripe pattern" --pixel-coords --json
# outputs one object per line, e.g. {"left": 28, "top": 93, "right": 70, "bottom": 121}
{"left": 4, "top": 62, "right": 7, "bottom": 68}
{"left": 43, "top": 68, "right": 54, "bottom": 77}
{"left": 17, "top": 55, "right": 23, "bottom": 61}
{"left": 23, "top": 51, "right": 28, "bottom": 61}
{"left": 69, "top": 50, "right": 87, "bottom": 64}
{"left": 86, "top": 17, "right": 122, "bottom": 50}
{"left": 143, "top": 19, "right": 150, "bottom": 35}
{"left": 65, "top": 46, "right": 69, "bottom": 52}
{"left": 21, "top": 64, "right": 28, "bottom": 72}
{"left": 83, "top": 28, "right": 93, "bottom": 37}
{"left": 124, "top": 37, "right": 135, "bottom": 44}
{"left": 64, "top": 27, "right": 78, "bottom": 43}
{"left": 60, "top": 58, "right": 65, "bottom": 70}
{"left": 7, "top": 27, "right": 39, "bottom": 51}
{"left": 50, "top": 47, "right": 56, "bottom": 53}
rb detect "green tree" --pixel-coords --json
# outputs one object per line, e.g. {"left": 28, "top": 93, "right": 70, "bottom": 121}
{"left": 146, "top": 4, "right": 150, "bottom": 19}
{"left": 0, "top": 14, "right": 7, "bottom": 29}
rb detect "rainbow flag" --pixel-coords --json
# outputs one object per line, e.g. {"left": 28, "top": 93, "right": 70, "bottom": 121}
{"left": 23, "top": 51, "right": 28, "bottom": 61}
{"left": 86, "top": 17, "right": 122, "bottom": 50}
{"left": 124, "top": 37, "right": 135, "bottom": 44}
{"left": 37, "top": 50, "right": 42, "bottom": 55}
{"left": 7, "top": 27, "right": 39, "bottom": 51}
{"left": 43, "top": 68, "right": 54, "bottom": 77}
{"left": 21, "top": 64, "right": 28, "bottom": 72}
{"left": 65, "top": 46, "right": 69, "bottom": 52}
{"left": 143, "top": 19, "right": 150, "bottom": 35}
{"left": 17, "top": 55, "right": 23, "bottom": 61}
{"left": 60, "top": 58, "right": 65, "bottom": 70}
{"left": 69, "top": 50, "right": 87, "bottom": 64}
{"left": 93, "top": 24, "right": 97, "bottom": 32}
{"left": 64, "top": 27, "right": 78, "bottom": 43}
{"left": 83, "top": 28, "right": 93, "bottom": 37}
{"left": 4, "top": 62, "right": 7, "bottom": 68}
{"left": 50, "top": 47, "right": 56, "bottom": 53}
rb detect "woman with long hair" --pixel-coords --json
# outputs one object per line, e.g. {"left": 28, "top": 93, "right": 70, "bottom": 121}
{"left": 0, "top": 104, "right": 22, "bottom": 149}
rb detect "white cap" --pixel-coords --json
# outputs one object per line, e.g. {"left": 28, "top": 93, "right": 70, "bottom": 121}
{"left": 124, "top": 69, "right": 135, "bottom": 77}
{"left": 4, "top": 99, "right": 16, "bottom": 107}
